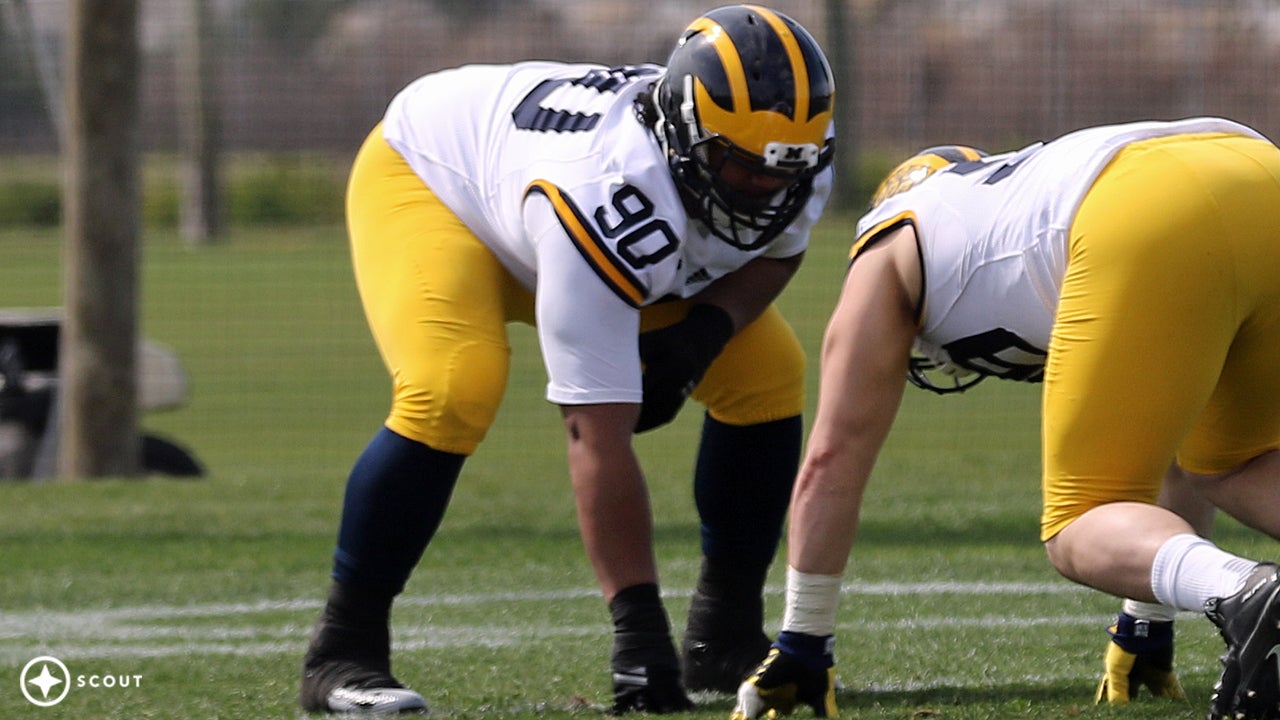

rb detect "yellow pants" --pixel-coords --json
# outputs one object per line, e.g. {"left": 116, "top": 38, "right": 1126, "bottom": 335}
{"left": 345, "top": 125, "right": 805, "bottom": 455}
{"left": 1040, "top": 133, "right": 1280, "bottom": 540}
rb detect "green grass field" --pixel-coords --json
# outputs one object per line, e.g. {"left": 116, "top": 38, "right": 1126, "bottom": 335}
{"left": 0, "top": 219, "right": 1271, "bottom": 719}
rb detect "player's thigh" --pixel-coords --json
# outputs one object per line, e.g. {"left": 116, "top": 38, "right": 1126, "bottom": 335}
{"left": 1040, "top": 136, "right": 1241, "bottom": 540}
{"left": 1177, "top": 138, "right": 1280, "bottom": 473}
{"left": 347, "top": 126, "right": 514, "bottom": 455}
{"left": 692, "top": 305, "right": 805, "bottom": 425}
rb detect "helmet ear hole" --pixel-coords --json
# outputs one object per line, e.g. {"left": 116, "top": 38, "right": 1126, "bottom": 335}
{"left": 654, "top": 4, "right": 835, "bottom": 250}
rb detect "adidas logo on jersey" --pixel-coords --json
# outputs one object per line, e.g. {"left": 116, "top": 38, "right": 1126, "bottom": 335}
{"left": 685, "top": 269, "right": 712, "bottom": 286}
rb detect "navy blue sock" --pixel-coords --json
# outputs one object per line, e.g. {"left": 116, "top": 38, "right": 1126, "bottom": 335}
{"left": 332, "top": 427, "right": 465, "bottom": 595}
{"left": 693, "top": 414, "right": 800, "bottom": 564}
{"left": 775, "top": 630, "right": 835, "bottom": 669}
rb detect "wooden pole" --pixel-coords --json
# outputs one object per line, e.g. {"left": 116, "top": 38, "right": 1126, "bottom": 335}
{"left": 825, "top": 0, "right": 859, "bottom": 211}
{"left": 178, "top": 0, "right": 223, "bottom": 244}
{"left": 59, "top": 0, "right": 141, "bottom": 478}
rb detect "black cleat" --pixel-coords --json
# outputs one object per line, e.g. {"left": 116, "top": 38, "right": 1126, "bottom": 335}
{"left": 301, "top": 659, "right": 427, "bottom": 714}
{"left": 682, "top": 633, "right": 772, "bottom": 694}
{"left": 611, "top": 664, "right": 695, "bottom": 715}
{"left": 680, "top": 558, "right": 772, "bottom": 694}
{"left": 1205, "top": 563, "right": 1280, "bottom": 720}
{"left": 300, "top": 615, "right": 425, "bottom": 715}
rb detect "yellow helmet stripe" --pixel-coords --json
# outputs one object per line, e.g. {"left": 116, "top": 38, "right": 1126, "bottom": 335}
{"left": 688, "top": 17, "right": 749, "bottom": 113}
{"left": 688, "top": 7, "right": 831, "bottom": 156}
{"left": 743, "top": 4, "right": 810, "bottom": 120}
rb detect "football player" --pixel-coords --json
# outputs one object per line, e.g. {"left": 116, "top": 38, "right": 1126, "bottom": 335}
{"left": 298, "top": 4, "right": 836, "bottom": 715}
{"left": 729, "top": 119, "right": 1280, "bottom": 720}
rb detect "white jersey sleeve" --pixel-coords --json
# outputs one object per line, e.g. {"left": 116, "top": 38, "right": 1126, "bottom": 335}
{"left": 524, "top": 195, "right": 643, "bottom": 405}
{"left": 852, "top": 116, "right": 1265, "bottom": 383}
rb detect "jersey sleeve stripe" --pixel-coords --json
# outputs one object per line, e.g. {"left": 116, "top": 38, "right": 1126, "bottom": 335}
{"left": 849, "top": 211, "right": 925, "bottom": 328}
{"left": 850, "top": 211, "right": 915, "bottom": 261}
{"left": 526, "top": 180, "right": 648, "bottom": 307}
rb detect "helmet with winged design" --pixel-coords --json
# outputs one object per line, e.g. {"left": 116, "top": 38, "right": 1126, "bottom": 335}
{"left": 868, "top": 145, "right": 988, "bottom": 210}
{"left": 653, "top": 4, "right": 835, "bottom": 250}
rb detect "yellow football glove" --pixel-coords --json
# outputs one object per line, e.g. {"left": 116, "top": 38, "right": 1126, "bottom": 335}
{"left": 1095, "top": 614, "right": 1186, "bottom": 704}
{"left": 731, "top": 636, "right": 837, "bottom": 720}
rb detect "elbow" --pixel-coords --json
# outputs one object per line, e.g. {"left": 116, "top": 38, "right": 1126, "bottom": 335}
{"left": 795, "top": 428, "right": 881, "bottom": 501}
{"left": 796, "top": 443, "right": 860, "bottom": 494}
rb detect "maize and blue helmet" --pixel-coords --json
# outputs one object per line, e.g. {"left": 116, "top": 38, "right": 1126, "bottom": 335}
{"left": 653, "top": 5, "right": 835, "bottom": 250}
{"left": 868, "top": 145, "right": 988, "bottom": 210}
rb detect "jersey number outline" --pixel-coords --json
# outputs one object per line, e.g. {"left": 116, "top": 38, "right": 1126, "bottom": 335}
{"left": 594, "top": 185, "right": 678, "bottom": 270}
{"left": 512, "top": 65, "right": 659, "bottom": 134}
{"left": 514, "top": 67, "right": 678, "bottom": 272}
{"left": 946, "top": 154, "right": 1031, "bottom": 185}
{"left": 943, "top": 328, "right": 1046, "bottom": 382}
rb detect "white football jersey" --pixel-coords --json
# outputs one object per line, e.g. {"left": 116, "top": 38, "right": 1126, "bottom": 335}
{"left": 381, "top": 62, "right": 830, "bottom": 405}
{"left": 853, "top": 117, "right": 1265, "bottom": 382}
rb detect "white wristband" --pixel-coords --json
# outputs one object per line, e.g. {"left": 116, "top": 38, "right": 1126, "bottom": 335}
{"left": 781, "top": 566, "right": 843, "bottom": 636}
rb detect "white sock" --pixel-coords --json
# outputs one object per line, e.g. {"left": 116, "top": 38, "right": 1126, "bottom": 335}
{"left": 781, "top": 566, "right": 842, "bottom": 636}
{"left": 1121, "top": 598, "right": 1178, "bottom": 622}
{"left": 1150, "top": 533, "right": 1260, "bottom": 611}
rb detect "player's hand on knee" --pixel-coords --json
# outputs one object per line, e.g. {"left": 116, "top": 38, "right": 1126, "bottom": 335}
{"left": 635, "top": 304, "right": 733, "bottom": 433}
{"left": 1095, "top": 614, "right": 1185, "bottom": 704}
{"left": 731, "top": 634, "right": 837, "bottom": 720}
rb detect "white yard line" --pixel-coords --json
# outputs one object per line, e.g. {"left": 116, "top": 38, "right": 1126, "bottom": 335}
{"left": 2, "top": 580, "right": 1208, "bottom": 664}
{"left": 0, "top": 580, "right": 1103, "bottom": 662}
{"left": 0, "top": 579, "right": 1225, "bottom": 710}
{"left": 5, "top": 579, "right": 1085, "bottom": 626}
{"left": 2, "top": 614, "right": 1118, "bottom": 662}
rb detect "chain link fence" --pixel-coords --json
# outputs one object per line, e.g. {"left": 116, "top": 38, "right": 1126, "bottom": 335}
{"left": 4, "top": 0, "right": 1279, "bottom": 175}
{"left": 1, "top": 0, "right": 1273, "bottom": 475}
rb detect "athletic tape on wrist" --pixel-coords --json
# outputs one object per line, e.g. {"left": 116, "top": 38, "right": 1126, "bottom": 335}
{"left": 781, "top": 566, "right": 842, "bottom": 636}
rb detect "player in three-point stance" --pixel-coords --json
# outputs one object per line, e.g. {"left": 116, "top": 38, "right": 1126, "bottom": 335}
{"left": 729, "top": 118, "right": 1280, "bottom": 720}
